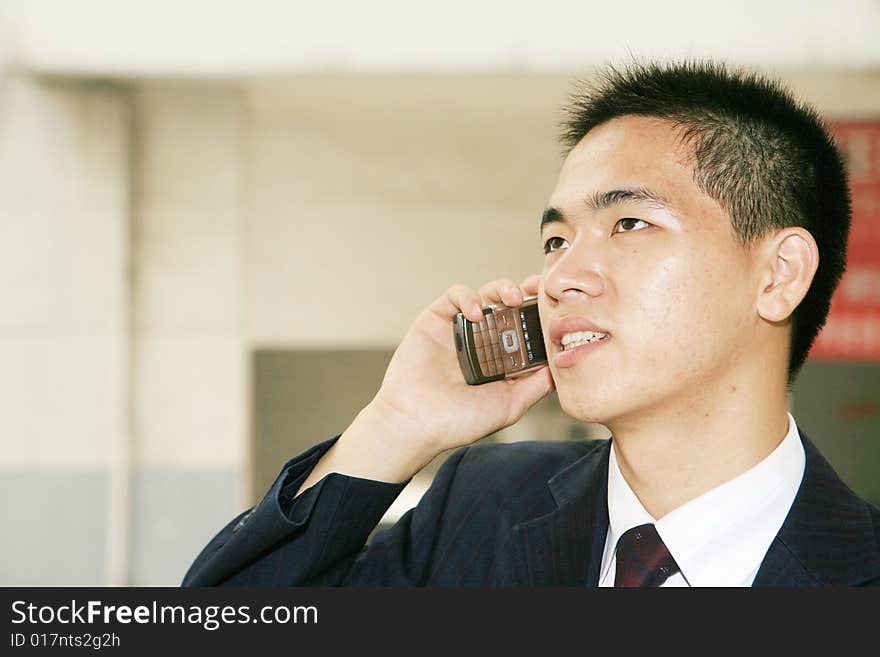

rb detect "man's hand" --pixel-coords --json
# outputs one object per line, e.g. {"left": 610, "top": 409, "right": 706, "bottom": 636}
{"left": 295, "top": 276, "right": 555, "bottom": 494}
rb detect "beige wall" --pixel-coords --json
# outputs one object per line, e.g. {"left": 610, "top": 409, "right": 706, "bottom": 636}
{"left": 5, "top": 1, "right": 878, "bottom": 74}
{"left": 0, "top": 80, "right": 249, "bottom": 475}
{"left": 0, "top": 75, "right": 130, "bottom": 585}
{"left": 0, "top": 76, "right": 129, "bottom": 469}
{"left": 782, "top": 70, "right": 880, "bottom": 118}
{"left": 133, "top": 82, "right": 247, "bottom": 472}
{"left": 245, "top": 74, "right": 569, "bottom": 347}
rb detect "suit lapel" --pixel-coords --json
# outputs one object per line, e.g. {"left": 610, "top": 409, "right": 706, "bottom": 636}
{"left": 754, "top": 429, "right": 880, "bottom": 586}
{"left": 511, "top": 440, "right": 611, "bottom": 586}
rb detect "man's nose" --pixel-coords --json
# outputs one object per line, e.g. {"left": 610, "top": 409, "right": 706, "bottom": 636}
{"left": 542, "top": 241, "right": 607, "bottom": 301}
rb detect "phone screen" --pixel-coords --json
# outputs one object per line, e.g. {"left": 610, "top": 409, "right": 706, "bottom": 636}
{"left": 519, "top": 302, "right": 547, "bottom": 365}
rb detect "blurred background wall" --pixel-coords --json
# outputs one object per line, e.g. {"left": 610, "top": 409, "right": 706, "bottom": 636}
{"left": 0, "top": 0, "right": 878, "bottom": 585}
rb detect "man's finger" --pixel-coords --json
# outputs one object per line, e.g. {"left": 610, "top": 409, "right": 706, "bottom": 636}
{"left": 520, "top": 274, "right": 541, "bottom": 295}
{"left": 428, "top": 284, "right": 483, "bottom": 322}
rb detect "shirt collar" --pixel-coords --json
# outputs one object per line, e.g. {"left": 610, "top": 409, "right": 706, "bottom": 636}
{"left": 600, "top": 413, "right": 806, "bottom": 587}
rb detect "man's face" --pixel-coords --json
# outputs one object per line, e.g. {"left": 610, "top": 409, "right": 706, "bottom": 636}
{"left": 538, "top": 115, "right": 761, "bottom": 427}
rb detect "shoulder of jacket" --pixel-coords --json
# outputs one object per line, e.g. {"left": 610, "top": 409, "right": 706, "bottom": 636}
{"left": 870, "top": 499, "right": 880, "bottom": 541}
{"left": 426, "top": 438, "right": 607, "bottom": 527}
{"left": 444, "top": 437, "right": 607, "bottom": 485}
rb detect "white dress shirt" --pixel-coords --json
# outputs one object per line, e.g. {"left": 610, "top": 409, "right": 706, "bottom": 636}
{"left": 598, "top": 413, "right": 806, "bottom": 587}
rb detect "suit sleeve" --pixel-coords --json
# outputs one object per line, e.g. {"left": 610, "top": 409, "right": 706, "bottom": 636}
{"left": 181, "top": 436, "right": 470, "bottom": 586}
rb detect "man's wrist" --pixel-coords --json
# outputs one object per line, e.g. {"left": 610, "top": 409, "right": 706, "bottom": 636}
{"left": 334, "top": 400, "right": 438, "bottom": 483}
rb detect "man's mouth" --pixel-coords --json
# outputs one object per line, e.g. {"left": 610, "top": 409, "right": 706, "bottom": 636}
{"left": 561, "top": 331, "right": 610, "bottom": 351}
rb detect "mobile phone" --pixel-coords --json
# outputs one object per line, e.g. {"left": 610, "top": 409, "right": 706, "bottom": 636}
{"left": 453, "top": 295, "right": 548, "bottom": 385}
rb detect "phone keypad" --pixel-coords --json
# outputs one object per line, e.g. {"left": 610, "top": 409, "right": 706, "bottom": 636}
{"left": 473, "top": 314, "right": 504, "bottom": 377}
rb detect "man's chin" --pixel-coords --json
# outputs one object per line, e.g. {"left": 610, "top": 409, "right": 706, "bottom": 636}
{"left": 555, "top": 389, "right": 609, "bottom": 426}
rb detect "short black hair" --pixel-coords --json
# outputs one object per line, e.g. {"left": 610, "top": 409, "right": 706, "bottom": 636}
{"left": 560, "top": 60, "right": 851, "bottom": 384}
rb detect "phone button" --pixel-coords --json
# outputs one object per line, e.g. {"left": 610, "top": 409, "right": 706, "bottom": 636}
{"left": 501, "top": 329, "right": 519, "bottom": 353}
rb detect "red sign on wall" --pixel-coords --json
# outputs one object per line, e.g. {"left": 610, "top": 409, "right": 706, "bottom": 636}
{"left": 808, "top": 122, "right": 880, "bottom": 362}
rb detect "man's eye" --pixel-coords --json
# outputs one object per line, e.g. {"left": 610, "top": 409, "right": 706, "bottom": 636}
{"left": 614, "top": 218, "right": 651, "bottom": 233}
{"left": 542, "top": 236, "right": 569, "bottom": 254}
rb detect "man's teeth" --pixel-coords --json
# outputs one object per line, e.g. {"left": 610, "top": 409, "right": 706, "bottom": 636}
{"left": 561, "top": 331, "right": 609, "bottom": 350}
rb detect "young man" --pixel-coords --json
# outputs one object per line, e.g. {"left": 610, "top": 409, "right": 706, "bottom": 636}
{"left": 183, "top": 61, "right": 879, "bottom": 587}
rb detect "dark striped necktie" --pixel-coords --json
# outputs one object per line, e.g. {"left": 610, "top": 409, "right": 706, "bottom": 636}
{"left": 614, "top": 523, "right": 681, "bottom": 587}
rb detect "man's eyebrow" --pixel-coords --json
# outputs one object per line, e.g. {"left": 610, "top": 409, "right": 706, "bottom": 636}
{"left": 586, "top": 186, "right": 670, "bottom": 212}
{"left": 540, "top": 207, "right": 566, "bottom": 233}
{"left": 540, "top": 187, "right": 671, "bottom": 233}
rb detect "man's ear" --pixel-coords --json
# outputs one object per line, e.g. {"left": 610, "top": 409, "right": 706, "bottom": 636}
{"left": 756, "top": 228, "right": 820, "bottom": 323}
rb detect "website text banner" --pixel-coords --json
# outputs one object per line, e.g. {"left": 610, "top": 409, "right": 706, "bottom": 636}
{"left": 1, "top": 587, "right": 876, "bottom": 654}
{"left": 810, "top": 122, "right": 880, "bottom": 362}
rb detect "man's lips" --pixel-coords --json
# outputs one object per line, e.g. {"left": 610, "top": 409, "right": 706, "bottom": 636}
{"left": 553, "top": 335, "right": 609, "bottom": 368}
{"left": 547, "top": 315, "right": 612, "bottom": 368}
{"left": 549, "top": 315, "right": 611, "bottom": 351}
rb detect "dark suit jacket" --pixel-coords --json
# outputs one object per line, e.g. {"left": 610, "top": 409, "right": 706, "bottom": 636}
{"left": 182, "top": 428, "right": 880, "bottom": 586}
